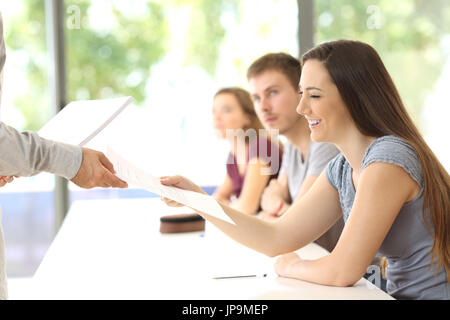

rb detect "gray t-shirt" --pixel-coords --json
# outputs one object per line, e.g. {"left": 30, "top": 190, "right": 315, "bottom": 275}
{"left": 279, "top": 140, "right": 343, "bottom": 252}
{"left": 326, "top": 135, "right": 449, "bottom": 300}
{"left": 280, "top": 140, "right": 340, "bottom": 199}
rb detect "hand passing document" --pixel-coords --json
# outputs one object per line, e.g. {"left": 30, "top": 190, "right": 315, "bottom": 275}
{"left": 106, "top": 147, "right": 235, "bottom": 225}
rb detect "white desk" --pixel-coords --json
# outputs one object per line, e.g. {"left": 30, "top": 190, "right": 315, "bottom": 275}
{"left": 27, "top": 198, "right": 393, "bottom": 300}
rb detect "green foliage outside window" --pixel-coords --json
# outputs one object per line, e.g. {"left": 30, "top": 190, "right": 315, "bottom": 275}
{"left": 4, "top": 0, "right": 233, "bottom": 131}
{"left": 4, "top": 0, "right": 450, "bottom": 133}
{"left": 316, "top": 0, "right": 450, "bottom": 130}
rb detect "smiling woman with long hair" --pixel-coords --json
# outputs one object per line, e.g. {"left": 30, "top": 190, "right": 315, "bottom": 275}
{"left": 161, "top": 40, "right": 450, "bottom": 300}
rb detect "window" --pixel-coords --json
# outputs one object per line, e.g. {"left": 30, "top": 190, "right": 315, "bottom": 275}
{"left": 0, "top": 0, "right": 55, "bottom": 277}
{"left": 1, "top": 0, "right": 299, "bottom": 277}
{"left": 64, "top": 0, "right": 298, "bottom": 189}
{"left": 315, "top": 0, "right": 450, "bottom": 170}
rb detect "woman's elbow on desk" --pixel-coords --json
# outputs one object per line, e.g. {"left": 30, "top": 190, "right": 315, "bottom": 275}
{"left": 274, "top": 252, "right": 364, "bottom": 287}
{"left": 325, "top": 260, "right": 366, "bottom": 287}
{"left": 331, "top": 272, "right": 361, "bottom": 288}
{"left": 319, "top": 252, "right": 366, "bottom": 287}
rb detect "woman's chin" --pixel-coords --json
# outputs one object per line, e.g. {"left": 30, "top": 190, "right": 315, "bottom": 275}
{"left": 310, "top": 130, "right": 326, "bottom": 143}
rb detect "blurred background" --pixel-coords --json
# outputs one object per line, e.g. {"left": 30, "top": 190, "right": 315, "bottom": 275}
{"left": 0, "top": 0, "right": 449, "bottom": 277}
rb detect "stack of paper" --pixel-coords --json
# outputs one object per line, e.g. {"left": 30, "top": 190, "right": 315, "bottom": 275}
{"left": 38, "top": 96, "right": 133, "bottom": 146}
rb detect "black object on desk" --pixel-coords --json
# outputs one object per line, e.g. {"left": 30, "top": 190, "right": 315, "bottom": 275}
{"left": 159, "top": 213, "right": 205, "bottom": 233}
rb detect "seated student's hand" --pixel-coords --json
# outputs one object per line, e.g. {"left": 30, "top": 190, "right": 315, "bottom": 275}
{"left": 261, "top": 180, "right": 288, "bottom": 216}
{"left": 71, "top": 148, "right": 128, "bottom": 189}
{"left": 0, "top": 176, "right": 15, "bottom": 187}
{"left": 213, "top": 194, "right": 231, "bottom": 206}
{"left": 258, "top": 211, "right": 279, "bottom": 221}
{"left": 160, "top": 175, "right": 207, "bottom": 207}
{"left": 216, "top": 197, "right": 231, "bottom": 206}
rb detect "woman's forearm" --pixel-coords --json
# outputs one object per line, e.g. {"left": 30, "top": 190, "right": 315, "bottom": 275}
{"left": 196, "top": 201, "right": 282, "bottom": 257}
{"left": 233, "top": 197, "right": 260, "bottom": 215}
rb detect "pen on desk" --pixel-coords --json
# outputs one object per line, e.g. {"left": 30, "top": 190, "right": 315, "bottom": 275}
{"left": 213, "top": 274, "right": 267, "bottom": 280}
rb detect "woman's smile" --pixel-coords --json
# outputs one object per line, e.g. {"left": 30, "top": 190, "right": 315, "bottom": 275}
{"left": 306, "top": 118, "right": 322, "bottom": 129}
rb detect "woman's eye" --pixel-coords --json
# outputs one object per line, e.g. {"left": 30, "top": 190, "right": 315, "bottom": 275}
{"left": 269, "top": 90, "right": 277, "bottom": 96}
{"left": 311, "top": 95, "right": 321, "bottom": 99}
{"left": 299, "top": 91, "right": 303, "bottom": 95}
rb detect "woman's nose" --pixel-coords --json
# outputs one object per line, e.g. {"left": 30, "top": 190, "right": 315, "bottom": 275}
{"left": 296, "top": 97, "right": 308, "bottom": 116}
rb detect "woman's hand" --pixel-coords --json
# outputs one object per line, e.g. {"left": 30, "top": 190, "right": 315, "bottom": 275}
{"left": 261, "top": 179, "right": 289, "bottom": 216}
{"left": 274, "top": 252, "right": 303, "bottom": 279}
{"left": 258, "top": 207, "right": 283, "bottom": 221}
{"left": 160, "top": 175, "right": 206, "bottom": 207}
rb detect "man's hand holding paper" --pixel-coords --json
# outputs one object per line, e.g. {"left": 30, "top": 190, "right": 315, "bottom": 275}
{"left": 71, "top": 148, "right": 128, "bottom": 189}
{"left": 36, "top": 97, "right": 133, "bottom": 189}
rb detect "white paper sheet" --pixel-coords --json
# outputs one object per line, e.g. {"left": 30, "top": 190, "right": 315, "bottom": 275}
{"left": 106, "top": 147, "right": 235, "bottom": 225}
{"left": 38, "top": 96, "right": 133, "bottom": 146}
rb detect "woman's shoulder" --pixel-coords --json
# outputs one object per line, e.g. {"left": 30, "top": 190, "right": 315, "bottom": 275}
{"left": 364, "top": 135, "right": 417, "bottom": 159}
{"left": 362, "top": 135, "right": 424, "bottom": 187}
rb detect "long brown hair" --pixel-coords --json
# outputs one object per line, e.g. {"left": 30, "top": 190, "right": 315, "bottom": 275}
{"left": 302, "top": 40, "right": 450, "bottom": 280}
